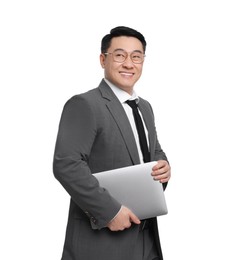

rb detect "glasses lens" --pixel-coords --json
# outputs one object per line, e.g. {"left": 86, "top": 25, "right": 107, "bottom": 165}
{"left": 131, "top": 52, "right": 144, "bottom": 64}
{"left": 112, "top": 50, "right": 126, "bottom": 63}
{"left": 111, "top": 50, "right": 144, "bottom": 63}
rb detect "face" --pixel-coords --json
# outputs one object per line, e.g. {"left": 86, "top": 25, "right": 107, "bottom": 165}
{"left": 100, "top": 36, "right": 144, "bottom": 94}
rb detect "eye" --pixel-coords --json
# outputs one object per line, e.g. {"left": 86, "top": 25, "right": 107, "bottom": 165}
{"left": 132, "top": 53, "right": 142, "bottom": 59}
{"left": 115, "top": 51, "right": 126, "bottom": 58}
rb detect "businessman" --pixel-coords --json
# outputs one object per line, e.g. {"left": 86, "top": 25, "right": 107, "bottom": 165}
{"left": 53, "top": 26, "right": 171, "bottom": 260}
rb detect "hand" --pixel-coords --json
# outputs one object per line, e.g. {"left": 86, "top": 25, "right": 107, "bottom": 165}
{"left": 152, "top": 160, "right": 171, "bottom": 183}
{"left": 107, "top": 206, "right": 141, "bottom": 231}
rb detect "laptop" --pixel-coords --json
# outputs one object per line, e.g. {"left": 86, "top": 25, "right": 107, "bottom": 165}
{"left": 93, "top": 161, "right": 168, "bottom": 220}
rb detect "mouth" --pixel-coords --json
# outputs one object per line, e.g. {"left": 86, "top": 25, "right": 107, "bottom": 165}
{"left": 119, "top": 72, "right": 134, "bottom": 77}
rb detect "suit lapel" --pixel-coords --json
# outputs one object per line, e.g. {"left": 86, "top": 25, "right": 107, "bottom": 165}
{"left": 99, "top": 80, "right": 140, "bottom": 165}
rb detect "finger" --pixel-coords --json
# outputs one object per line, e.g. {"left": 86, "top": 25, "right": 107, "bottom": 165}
{"left": 152, "top": 160, "right": 166, "bottom": 170}
{"left": 160, "top": 177, "right": 170, "bottom": 183}
{"left": 159, "top": 172, "right": 171, "bottom": 183}
{"left": 152, "top": 163, "right": 169, "bottom": 176}
{"left": 152, "top": 168, "right": 166, "bottom": 176}
{"left": 153, "top": 170, "right": 170, "bottom": 180}
{"left": 129, "top": 212, "right": 141, "bottom": 225}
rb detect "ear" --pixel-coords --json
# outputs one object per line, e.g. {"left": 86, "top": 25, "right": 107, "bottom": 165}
{"left": 100, "top": 53, "right": 105, "bottom": 68}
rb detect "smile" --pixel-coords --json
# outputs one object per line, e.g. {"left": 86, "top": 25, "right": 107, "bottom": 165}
{"left": 119, "top": 72, "right": 134, "bottom": 76}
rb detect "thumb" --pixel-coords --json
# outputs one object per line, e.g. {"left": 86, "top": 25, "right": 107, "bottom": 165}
{"left": 129, "top": 211, "right": 141, "bottom": 225}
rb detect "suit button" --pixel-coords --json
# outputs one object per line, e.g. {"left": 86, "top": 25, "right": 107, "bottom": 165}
{"left": 91, "top": 217, "right": 97, "bottom": 224}
{"left": 84, "top": 211, "right": 90, "bottom": 216}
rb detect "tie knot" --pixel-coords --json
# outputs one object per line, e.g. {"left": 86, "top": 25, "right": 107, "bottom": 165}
{"left": 126, "top": 99, "right": 138, "bottom": 109}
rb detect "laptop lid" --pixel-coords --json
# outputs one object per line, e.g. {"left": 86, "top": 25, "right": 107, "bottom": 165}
{"left": 94, "top": 161, "right": 168, "bottom": 220}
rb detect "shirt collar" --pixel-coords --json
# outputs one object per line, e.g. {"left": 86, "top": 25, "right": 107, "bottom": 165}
{"left": 104, "top": 78, "right": 139, "bottom": 104}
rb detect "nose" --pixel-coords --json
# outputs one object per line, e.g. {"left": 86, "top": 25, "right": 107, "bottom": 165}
{"left": 122, "top": 55, "right": 134, "bottom": 68}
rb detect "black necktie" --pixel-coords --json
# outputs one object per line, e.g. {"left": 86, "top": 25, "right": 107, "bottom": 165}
{"left": 126, "top": 100, "right": 150, "bottom": 163}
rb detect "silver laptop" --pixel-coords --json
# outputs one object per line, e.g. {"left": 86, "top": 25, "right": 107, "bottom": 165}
{"left": 94, "top": 161, "right": 168, "bottom": 219}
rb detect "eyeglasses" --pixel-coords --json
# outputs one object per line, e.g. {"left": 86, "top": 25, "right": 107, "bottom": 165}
{"left": 104, "top": 49, "right": 145, "bottom": 64}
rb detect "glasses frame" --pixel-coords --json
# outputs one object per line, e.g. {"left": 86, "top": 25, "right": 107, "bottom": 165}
{"left": 104, "top": 49, "right": 145, "bottom": 64}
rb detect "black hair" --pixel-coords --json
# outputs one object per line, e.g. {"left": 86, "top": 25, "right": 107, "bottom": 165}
{"left": 101, "top": 26, "right": 147, "bottom": 54}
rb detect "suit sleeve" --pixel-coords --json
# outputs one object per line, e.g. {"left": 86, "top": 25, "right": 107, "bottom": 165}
{"left": 147, "top": 101, "right": 169, "bottom": 190}
{"left": 53, "top": 96, "right": 121, "bottom": 229}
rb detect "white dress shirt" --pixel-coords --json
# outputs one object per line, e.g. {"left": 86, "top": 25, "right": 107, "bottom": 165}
{"left": 104, "top": 79, "right": 149, "bottom": 164}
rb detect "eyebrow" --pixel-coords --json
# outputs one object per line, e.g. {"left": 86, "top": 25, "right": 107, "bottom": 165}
{"left": 114, "top": 48, "right": 143, "bottom": 54}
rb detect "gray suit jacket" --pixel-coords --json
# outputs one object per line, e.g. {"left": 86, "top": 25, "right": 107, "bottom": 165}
{"left": 53, "top": 79, "right": 168, "bottom": 260}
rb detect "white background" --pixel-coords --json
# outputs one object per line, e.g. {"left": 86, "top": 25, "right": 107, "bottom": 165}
{"left": 1, "top": 0, "right": 228, "bottom": 259}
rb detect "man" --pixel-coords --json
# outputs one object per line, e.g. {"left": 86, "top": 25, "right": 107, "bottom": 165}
{"left": 53, "top": 26, "right": 171, "bottom": 260}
